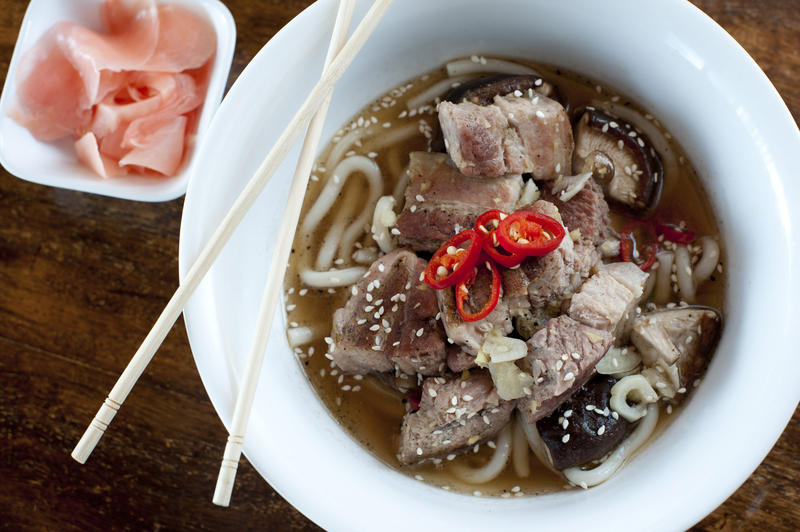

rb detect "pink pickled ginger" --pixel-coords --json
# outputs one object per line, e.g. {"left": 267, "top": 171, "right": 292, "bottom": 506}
{"left": 10, "top": 0, "right": 216, "bottom": 178}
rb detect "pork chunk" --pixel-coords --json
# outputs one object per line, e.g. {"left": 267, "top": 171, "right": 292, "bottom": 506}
{"left": 398, "top": 372, "right": 513, "bottom": 464}
{"left": 517, "top": 315, "right": 613, "bottom": 423}
{"left": 437, "top": 262, "right": 513, "bottom": 355}
{"left": 567, "top": 262, "right": 648, "bottom": 342}
{"left": 437, "top": 94, "right": 572, "bottom": 179}
{"left": 543, "top": 177, "right": 610, "bottom": 245}
{"left": 503, "top": 200, "right": 599, "bottom": 313}
{"left": 395, "top": 152, "right": 523, "bottom": 252}
{"left": 330, "top": 249, "right": 446, "bottom": 376}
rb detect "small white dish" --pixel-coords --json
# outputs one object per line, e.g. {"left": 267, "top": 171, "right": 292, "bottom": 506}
{"left": 0, "top": 0, "right": 235, "bottom": 202}
{"left": 179, "top": 0, "right": 800, "bottom": 530}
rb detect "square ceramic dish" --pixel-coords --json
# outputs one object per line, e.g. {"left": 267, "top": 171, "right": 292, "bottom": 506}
{"left": 0, "top": 0, "right": 235, "bottom": 202}
{"left": 179, "top": 0, "right": 800, "bottom": 530}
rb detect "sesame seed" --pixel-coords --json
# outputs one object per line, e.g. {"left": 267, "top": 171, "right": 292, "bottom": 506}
{"left": 535, "top": 110, "right": 545, "bottom": 118}
{"left": 564, "top": 372, "right": 575, "bottom": 381}
{"left": 416, "top": 447, "right": 423, "bottom": 456}
{"left": 597, "top": 425, "right": 606, "bottom": 436}
{"left": 562, "top": 434, "right": 570, "bottom": 443}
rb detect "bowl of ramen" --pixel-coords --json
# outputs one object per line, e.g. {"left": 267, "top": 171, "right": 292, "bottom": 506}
{"left": 179, "top": 0, "right": 800, "bottom": 530}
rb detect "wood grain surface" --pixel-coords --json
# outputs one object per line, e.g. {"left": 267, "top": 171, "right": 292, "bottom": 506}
{"left": 0, "top": 0, "right": 797, "bottom": 530}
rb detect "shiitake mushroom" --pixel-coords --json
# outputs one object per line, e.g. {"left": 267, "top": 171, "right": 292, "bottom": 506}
{"left": 536, "top": 374, "right": 637, "bottom": 470}
{"left": 631, "top": 305, "right": 722, "bottom": 403}
{"left": 572, "top": 108, "right": 664, "bottom": 214}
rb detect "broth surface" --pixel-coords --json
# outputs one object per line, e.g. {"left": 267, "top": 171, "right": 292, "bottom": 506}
{"left": 283, "top": 57, "right": 725, "bottom": 497}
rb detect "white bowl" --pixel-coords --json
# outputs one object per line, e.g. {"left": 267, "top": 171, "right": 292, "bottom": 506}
{"left": 179, "top": 0, "right": 800, "bottom": 530}
{"left": 0, "top": 0, "right": 235, "bottom": 202}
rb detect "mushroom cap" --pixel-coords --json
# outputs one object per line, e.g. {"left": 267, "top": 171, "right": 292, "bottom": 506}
{"left": 536, "top": 374, "right": 637, "bottom": 470}
{"left": 631, "top": 305, "right": 722, "bottom": 402}
{"left": 572, "top": 108, "right": 664, "bottom": 213}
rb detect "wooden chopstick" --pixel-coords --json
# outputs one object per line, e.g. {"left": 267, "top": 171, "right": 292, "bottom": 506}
{"left": 71, "top": 0, "right": 395, "bottom": 466}
{"left": 211, "top": 0, "right": 356, "bottom": 507}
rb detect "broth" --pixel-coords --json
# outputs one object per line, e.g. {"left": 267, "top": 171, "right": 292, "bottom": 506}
{"left": 283, "top": 57, "right": 725, "bottom": 497}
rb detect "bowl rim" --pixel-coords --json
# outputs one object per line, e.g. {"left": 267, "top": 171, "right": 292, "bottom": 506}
{"left": 179, "top": 0, "right": 800, "bottom": 530}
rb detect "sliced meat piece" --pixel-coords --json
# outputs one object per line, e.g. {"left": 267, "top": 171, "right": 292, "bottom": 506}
{"left": 506, "top": 200, "right": 599, "bottom": 312}
{"left": 492, "top": 94, "right": 573, "bottom": 179}
{"left": 437, "top": 93, "right": 572, "bottom": 179}
{"left": 543, "top": 177, "right": 610, "bottom": 245}
{"left": 329, "top": 249, "right": 446, "bottom": 376}
{"left": 631, "top": 306, "right": 722, "bottom": 401}
{"left": 397, "top": 372, "right": 513, "bottom": 464}
{"left": 568, "top": 262, "right": 648, "bottom": 342}
{"left": 500, "top": 267, "right": 531, "bottom": 314}
{"left": 446, "top": 346, "right": 476, "bottom": 372}
{"left": 517, "top": 315, "right": 613, "bottom": 423}
{"left": 430, "top": 74, "right": 562, "bottom": 153}
{"left": 437, "top": 262, "right": 513, "bottom": 355}
{"left": 395, "top": 152, "right": 523, "bottom": 252}
{"left": 536, "top": 374, "right": 636, "bottom": 470}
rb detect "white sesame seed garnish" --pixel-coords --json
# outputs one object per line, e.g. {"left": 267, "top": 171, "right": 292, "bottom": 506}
{"left": 535, "top": 110, "right": 545, "bottom": 118}
{"left": 562, "top": 434, "right": 570, "bottom": 443}
{"left": 564, "top": 372, "right": 575, "bottom": 381}
{"left": 598, "top": 425, "right": 606, "bottom": 436}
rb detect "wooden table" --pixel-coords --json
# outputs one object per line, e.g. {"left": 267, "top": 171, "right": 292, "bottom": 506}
{"left": 0, "top": 0, "right": 797, "bottom": 530}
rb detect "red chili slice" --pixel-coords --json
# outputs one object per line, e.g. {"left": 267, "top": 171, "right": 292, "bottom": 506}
{"left": 619, "top": 219, "right": 658, "bottom": 271}
{"left": 423, "top": 229, "right": 483, "bottom": 289}
{"left": 455, "top": 257, "right": 501, "bottom": 322}
{"left": 474, "top": 209, "right": 525, "bottom": 268}
{"left": 496, "top": 211, "right": 565, "bottom": 257}
{"left": 654, "top": 218, "right": 696, "bottom": 244}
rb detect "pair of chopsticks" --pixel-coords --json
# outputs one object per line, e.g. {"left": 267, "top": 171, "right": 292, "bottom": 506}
{"left": 71, "top": 0, "right": 394, "bottom": 507}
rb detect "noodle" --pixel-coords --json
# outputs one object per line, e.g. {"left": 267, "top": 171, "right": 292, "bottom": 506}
{"left": 451, "top": 423, "right": 512, "bottom": 484}
{"left": 287, "top": 326, "right": 314, "bottom": 347}
{"left": 300, "top": 267, "right": 367, "bottom": 288}
{"left": 352, "top": 247, "right": 379, "bottom": 264}
{"left": 326, "top": 127, "right": 365, "bottom": 171}
{"left": 609, "top": 375, "right": 658, "bottom": 422}
{"left": 371, "top": 195, "right": 398, "bottom": 253}
{"left": 511, "top": 416, "right": 531, "bottom": 478}
{"left": 367, "top": 122, "right": 420, "bottom": 154}
{"left": 693, "top": 236, "right": 720, "bottom": 285}
{"left": 405, "top": 75, "right": 474, "bottom": 110}
{"left": 675, "top": 245, "right": 696, "bottom": 302}
{"left": 316, "top": 201, "right": 355, "bottom": 270}
{"left": 562, "top": 404, "right": 659, "bottom": 488}
{"left": 654, "top": 251, "right": 674, "bottom": 304}
{"left": 301, "top": 155, "right": 382, "bottom": 241}
{"left": 446, "top": 57, "right": 541, "bottom": 77}
{"left": 519, "top": 414, "right": 557, "bottom": 473}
